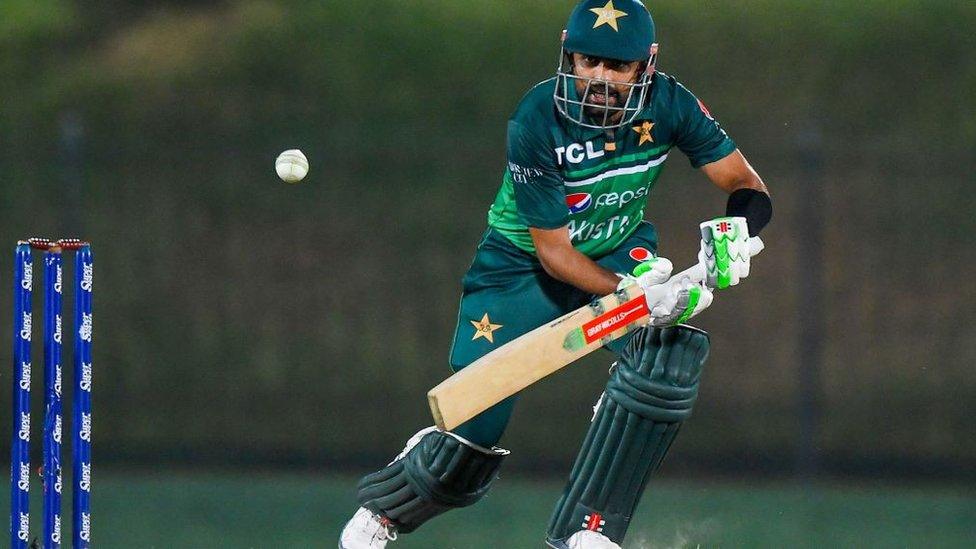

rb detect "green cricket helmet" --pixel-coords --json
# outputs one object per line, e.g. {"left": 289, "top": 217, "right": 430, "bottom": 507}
{"left": 554, "top": 0, "right": 659, "bottom": 129}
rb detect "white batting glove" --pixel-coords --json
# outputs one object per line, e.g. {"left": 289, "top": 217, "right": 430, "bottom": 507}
{"left": 699, "top": 216, "right": 751, "bottom": 289}
{"left": 616, "top": 256, "right": 673, "bottom": 292}
{"left": 617, "top": 257, "right": 713, "bottom": 327}
{"left": 647, "top": 277, "right": 714, "bottom": 327}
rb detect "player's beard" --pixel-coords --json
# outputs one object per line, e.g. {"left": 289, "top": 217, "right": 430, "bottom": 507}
{"left": 577, "top": 79, "right": 631, "bottom": 125}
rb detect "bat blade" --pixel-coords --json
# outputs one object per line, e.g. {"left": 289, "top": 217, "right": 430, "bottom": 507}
{"left": 428, "top": 285, "right": 648, "bottom": 431}
{"left": 428, "top": 238, "right": 764, "bottom": 431}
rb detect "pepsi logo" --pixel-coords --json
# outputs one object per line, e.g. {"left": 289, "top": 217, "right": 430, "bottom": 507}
{"left": 628, "top": 247, "right": 654, "bottom": 261}
{"left": 566, "top": 193, "right": 592, "bottom": 214}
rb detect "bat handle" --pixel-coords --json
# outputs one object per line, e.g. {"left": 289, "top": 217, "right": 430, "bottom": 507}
{"left": 748, "top": 236, "right": 765, "bottom": 257}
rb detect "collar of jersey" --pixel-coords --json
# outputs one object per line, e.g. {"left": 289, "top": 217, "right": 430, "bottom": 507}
{"left": 573, "top": 109, "right": 655, "bottom": 141}
{"left": 571, "top": 80, "right": 656, "bottom": 141}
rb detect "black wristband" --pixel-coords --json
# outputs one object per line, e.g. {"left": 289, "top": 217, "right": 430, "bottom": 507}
{"left": 726, "top": 188, "right": 772, "bottom": 236}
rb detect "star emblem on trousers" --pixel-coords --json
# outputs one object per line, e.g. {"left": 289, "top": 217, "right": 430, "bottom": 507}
{"left": 589, "top": 1, "right": 628, "bottom": 31}
{"left": 471, "top": 313, "right": 502, "bottom": 343}
{"left": 632, "top": 121, "right": 654, "bottom": 145}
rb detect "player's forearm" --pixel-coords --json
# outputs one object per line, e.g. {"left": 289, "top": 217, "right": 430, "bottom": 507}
{"left": 537, "top": 246, "right": 620, "bottom": 296}
{"left": 699, "top": 150, "right": 771, "bottom": 235}
{"left": 727, "top": 168, "right": 767, "bottom": 194}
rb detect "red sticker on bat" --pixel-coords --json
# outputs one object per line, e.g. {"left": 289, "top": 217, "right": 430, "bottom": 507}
{"left": 582, "top": 296, "right": 649, "bottom": 344}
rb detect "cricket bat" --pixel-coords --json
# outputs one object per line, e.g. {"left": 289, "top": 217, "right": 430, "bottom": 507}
{"left": 428, "top": 237, "right": 764, "bottom": 431}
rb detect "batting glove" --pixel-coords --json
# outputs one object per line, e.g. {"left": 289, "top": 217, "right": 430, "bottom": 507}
{"left": 618, "top": 257, "right": 713, "bottom": 327}
{"left": 699, "top": 216, "right": 751, "bottom": 289}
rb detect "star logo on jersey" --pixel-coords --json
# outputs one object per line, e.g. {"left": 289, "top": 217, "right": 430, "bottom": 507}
{"left": 632, "top": 121, "right": 654, "bottom": 145}
{"left": 471, "top": 313, "right": 502, "bottom": 343}
{"left": 589, "top": 1, "right": 628, "bottom": 31}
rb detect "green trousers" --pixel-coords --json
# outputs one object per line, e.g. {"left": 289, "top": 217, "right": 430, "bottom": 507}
{"left": 448, "top": 222, "right": 660, "bottom": 446}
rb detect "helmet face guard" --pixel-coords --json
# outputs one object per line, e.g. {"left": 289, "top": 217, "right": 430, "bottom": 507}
{"left": 553, "top": 40, "right": 659, "bottom": 130}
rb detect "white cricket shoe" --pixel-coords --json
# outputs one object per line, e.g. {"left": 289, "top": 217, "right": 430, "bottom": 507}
{"left": 339, "top": 507, "right": 398, "bottom": 549}
{"left": 566, "top": 530, "right": 621, "bottom": 549}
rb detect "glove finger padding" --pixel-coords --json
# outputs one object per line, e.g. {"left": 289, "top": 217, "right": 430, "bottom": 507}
{"left": 617, "top": 257, "right": 673, "bottom": 291}
{"left": 648, "top": 279, "right": 713, "bottom": 327}
{"left": 699, "top": 216, "right": 750, "bottom": 289}
{"left": 633, "top": 257, "right": 673, "bottom": 287}
{"left": 673, "top": 280, "right": 713, "bottom": 324}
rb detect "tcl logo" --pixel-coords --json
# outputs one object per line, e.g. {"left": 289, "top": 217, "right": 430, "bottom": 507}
{"left": 554, "top": 141, "right": 605, "bottom": 165}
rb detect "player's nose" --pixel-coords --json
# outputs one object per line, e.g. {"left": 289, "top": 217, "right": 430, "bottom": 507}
{"left": 592, "top": 62, "right": 609, "bottom": 80}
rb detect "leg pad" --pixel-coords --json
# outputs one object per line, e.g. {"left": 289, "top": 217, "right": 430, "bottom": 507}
{"left": 547, "top": 325, "right": 709, "bottom": 546}
{"left": 357, "top": 429, "right": 508, "bottom": 533}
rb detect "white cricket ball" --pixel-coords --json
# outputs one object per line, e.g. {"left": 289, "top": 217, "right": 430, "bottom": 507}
{"left": 275, "top": 149, "right": 309, "bottom": 184}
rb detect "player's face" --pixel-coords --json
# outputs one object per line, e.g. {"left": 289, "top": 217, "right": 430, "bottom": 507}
{"left": 571, "top": 53, "right": 642, "bottom": 122}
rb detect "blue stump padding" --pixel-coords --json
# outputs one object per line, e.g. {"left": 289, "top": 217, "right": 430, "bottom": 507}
{"left": 42, "top": 251, "right": 63, "bottom": 548}
{"left": 72, "top": 246, "right": 93, "bottom": 548}
{"left": 10, "top": 244, "right": 33, "bottom": 548}
{"left": 9, "top": 241, "right": 93, "bottom": 547}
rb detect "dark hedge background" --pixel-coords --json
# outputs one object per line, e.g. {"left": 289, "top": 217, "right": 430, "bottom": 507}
{"left": 1, "top": 0, "right": 973, "bottom": 479}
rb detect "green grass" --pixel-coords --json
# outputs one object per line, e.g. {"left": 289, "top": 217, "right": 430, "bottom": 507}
{"left": 3, "top": 471, "right": 974, "bottom": 547}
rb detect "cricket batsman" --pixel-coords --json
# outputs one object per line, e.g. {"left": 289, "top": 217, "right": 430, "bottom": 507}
{"left": 340, "top": 1, "right": 772, "bottom": 547}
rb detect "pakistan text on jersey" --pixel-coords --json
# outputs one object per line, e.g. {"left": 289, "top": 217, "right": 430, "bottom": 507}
{"left": 568, "top": 214, "right": 638, "bottom": 242}
{"left": 508, "top": 162, "right": 544, "bottom": 184}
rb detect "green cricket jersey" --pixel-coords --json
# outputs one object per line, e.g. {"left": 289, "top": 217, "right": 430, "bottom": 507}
{"left": 487, "top": 72, "right": 736, "bottom": 257}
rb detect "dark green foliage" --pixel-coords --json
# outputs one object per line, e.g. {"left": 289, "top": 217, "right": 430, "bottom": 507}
{"left": 0, "top": 1, "right": 973, "bottom": 476}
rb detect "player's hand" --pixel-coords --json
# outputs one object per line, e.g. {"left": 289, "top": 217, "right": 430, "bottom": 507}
{"left": 646, "top": 277, "right": 714, "bottom": 327}
{"left": 617, "top": 257, "right": 712, "bottom": 327}
{"left": 699, "top": 216, "right": 751, "bottom": 289}
{"left": 616, "top": 256, "right": 673, "bottom": 292}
